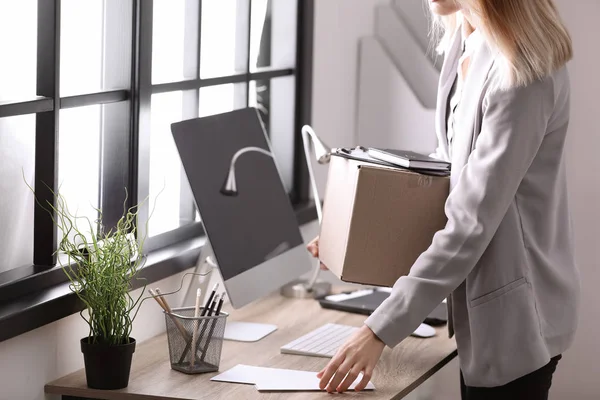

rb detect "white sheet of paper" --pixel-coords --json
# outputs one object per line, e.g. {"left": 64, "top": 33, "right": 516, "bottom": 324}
{"left": 211, "top": 364, "right": 376, "bottom": 392}
{"left": 255, "top": 368, "right": 375, "bottom": 391}
{"left": 210, "top": 364, "right": 264, "bottom": 384}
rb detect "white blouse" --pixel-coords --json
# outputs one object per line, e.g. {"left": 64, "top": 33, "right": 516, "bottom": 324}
{"left": 446, "top": 29, "right": 484, "bottom": 157}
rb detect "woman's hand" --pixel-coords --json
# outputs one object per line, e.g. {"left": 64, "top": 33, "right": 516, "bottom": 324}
{"left": 307, "top": 236, "right": 329, "bottom": 270}
{"left": 317, "top": 325, "right": 385, "bottom": 392}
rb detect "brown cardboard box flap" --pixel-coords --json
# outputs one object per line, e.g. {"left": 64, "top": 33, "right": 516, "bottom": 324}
{"left": 317, "top": 157, "right": 361, "bottom": 279}
{"left": 319, "top": 156, "right": 449, "bottom": 287}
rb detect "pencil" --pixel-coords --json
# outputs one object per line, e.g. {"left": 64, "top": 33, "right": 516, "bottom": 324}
{"left": 150, "top": 288, "right": 190, "bottom": 342}
{"left": 149, "top": 288, "right": 167, "bottom": 310}
{"left": 155, "top": 288, "right": 171, "bottom": 312}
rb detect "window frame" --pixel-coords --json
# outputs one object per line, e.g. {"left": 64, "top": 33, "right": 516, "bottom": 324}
{"left": 0, "top": 0, "right": 315, "bottom": 342}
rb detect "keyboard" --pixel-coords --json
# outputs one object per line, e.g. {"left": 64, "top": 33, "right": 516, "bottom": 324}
{"left": 280, "top": 323, "right": 358, "bottom": 358}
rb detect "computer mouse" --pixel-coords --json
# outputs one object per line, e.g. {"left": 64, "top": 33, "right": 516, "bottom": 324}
{"left": 411, "top": 323, "right": 436, "bottom": 338}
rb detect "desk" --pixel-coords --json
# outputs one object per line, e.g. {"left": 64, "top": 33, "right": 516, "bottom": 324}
{"left": 45, "top": 291, "right": 457, "bottom": 400}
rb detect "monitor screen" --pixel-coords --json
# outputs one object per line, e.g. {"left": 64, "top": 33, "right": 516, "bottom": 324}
{"left": 170, "top": 108, "right": 305, "bottom": 282}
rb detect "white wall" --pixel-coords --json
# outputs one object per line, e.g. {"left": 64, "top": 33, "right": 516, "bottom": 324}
{"left": 312, "top": 1, "right": 600, "bottom": 399}
{"left": 311, "top": 0, "right": 381, "bottom": 192}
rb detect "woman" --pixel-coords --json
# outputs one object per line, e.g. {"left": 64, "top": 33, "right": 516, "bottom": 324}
{"left": 308, "top": 0, "right": 580, "bottom": 398}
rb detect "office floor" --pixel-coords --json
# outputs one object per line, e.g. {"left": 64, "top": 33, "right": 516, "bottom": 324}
{"left": 405, "top": 358, "right": 460, "bottom": 400}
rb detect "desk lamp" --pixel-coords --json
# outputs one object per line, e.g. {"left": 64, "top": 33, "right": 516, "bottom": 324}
{"left": 220, "top": 126, "right": 333, "bottom": 299}
{"left": 279, "top": 125, "right": 332, "bottom": 299}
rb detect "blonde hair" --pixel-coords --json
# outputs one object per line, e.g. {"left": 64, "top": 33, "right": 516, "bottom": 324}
{"left": 429, "top": 0, "right": 573, "bottom": 88}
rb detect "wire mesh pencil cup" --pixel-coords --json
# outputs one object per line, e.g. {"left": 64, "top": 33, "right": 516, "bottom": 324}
{"left": 164, "top": 307, "right": 228, "bottom": 374}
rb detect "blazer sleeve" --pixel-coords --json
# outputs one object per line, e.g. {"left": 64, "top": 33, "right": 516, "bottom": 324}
{"left": 364, "top": 77, "right": 557, "bottom": 347}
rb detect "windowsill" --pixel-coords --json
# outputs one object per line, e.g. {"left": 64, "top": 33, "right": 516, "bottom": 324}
{"left": 0, "top": 201, "right": 317, "bottom": 343}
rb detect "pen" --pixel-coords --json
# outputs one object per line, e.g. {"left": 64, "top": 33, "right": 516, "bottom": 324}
{"left": 200, "top": 292, "right": 226, "bottom": 362}
{"left": 190, "top": 289, "right": 202, "bottom": 366}
{"left": 202, "top": 283, "right": 219, "bottom": 316}
{"left": 181, "top": 294, "right": 220, "bottom": 365}
{"left": 193, "top": 294, "right": 219, "bottom": 360}
{"left": 215, "top": 292, "right": 226, "bottom": 315}
{"left": 178, "top": 287, "right": 217, "bottom": 365}
{"left": 206, "top": 293, "right": 219, "bottom": 317}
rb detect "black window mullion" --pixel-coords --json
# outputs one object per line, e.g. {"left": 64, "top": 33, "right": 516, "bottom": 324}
{"left": 98, "top": 1, "right": 134, "bottom": 233}
{"left": 179, "top": 0, "right": 201, "bottom": 226}
{"left": 0, "top": 97, "right": 54, "bottom": 118}
{"left": 131, "top": 0, "right": 153, "bottom": 242}
{"left": 60, "top": 90, "right": 129, "bottom": 109}
{"left": 245, "top": 0, "right": 253, "bottom": 106}
{"left": 292, "top": 0, "right": 314, "bottom": 204}
{"left": 255, "top": 0, "right": 272, "bottom": 134}
{"left": 34, "top": 0, "right": 61, "bottom": 267}
{"left": 196, "top": 0, "right": 202, "bottom": 80}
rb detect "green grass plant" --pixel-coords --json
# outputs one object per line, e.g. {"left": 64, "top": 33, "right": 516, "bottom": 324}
{"left": 27, "top": 178, "right": 149, "bottom": 346}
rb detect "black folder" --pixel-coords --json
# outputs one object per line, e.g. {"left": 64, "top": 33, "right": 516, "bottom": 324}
{"left": 332, "top": 147, "right": 450, "bottom": 177}
{"left": 317, "top": 288, "right": 448, "bottom": 326}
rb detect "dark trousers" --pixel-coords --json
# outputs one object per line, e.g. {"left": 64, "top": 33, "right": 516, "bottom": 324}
{"left": 460, "top": 355, "right": 562, "bottom": 400}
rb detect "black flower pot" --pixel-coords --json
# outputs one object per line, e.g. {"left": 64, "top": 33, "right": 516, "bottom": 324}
{"left": 80, "top": 337, "right": 136, "bottom": 390}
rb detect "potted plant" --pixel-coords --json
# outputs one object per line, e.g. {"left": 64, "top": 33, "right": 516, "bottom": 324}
{"left": 48, "top": 190, "right": 148, "bottom": 390}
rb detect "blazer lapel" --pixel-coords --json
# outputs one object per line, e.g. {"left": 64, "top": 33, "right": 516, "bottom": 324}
{"left": 435, "top": 29, "right": 463, "bottom": 161}
{"left": 450, "top": 40, "right": 496, "bottom": 185}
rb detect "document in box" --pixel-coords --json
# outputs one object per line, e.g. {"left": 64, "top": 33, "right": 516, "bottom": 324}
{"left": 211, "top": 364, "right": 376, "bottom": 391}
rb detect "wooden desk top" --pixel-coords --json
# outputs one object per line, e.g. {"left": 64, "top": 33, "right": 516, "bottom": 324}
{"left": 45, "top": 291, "right": 456, "bottom": 400}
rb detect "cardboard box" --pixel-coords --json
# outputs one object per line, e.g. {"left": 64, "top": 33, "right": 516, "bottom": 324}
{"left": 318, "top": 156, "right": 449, "bottom": 287}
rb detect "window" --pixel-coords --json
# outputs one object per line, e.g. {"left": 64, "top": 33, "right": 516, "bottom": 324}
{"left": 0, "top": 0, "right": 313, "bottom": 303}
{"left": 144, "top": 0, "right": 300, "bottom": 245}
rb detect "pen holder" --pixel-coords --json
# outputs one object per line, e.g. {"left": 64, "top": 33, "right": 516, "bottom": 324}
{"left": 164, "top": 307, "right": 228, "bottom": 374}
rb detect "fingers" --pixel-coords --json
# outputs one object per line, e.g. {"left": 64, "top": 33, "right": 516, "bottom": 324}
{"left": 354, "top": 366, "right": 374, "bottom": 392}
{"left": 318, "top": 353, "right": 345, "bottom": 390}
{"left": 337, "top": 364, "right": 364, "bottom": 393}
{"left": 307, "top": 237, "right": 329, "bottom": 270}
{"left": 306, "top": 237, "right": 319, "bottom": 257}
{"left": 326, "top": 359, "right": 353, "bottom": 393}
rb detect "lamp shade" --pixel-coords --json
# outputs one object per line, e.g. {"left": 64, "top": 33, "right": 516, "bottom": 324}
{"left": 220, "top": 168, "right": 238, "bottom": 196}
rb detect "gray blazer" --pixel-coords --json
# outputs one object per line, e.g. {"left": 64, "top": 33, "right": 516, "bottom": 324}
{"left": 365, "top": 27, "right": 581, "bottom": 387}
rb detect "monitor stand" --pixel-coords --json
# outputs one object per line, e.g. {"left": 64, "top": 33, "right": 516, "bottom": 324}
{"left": 184, "top": 241, "right": 277, "bottom": 342}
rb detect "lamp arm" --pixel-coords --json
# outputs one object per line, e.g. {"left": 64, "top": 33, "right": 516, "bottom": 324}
{"left": 302, "top": 128, "right": 324, "bottom": 291}
{"left": 230, "top": 146, "right": 273, "bottom": 169}
{"left": 301, "top": 125, "right": 320, "bottom": 150}
{"left": 301, "top": 128, "right": 323, "bottom": 222}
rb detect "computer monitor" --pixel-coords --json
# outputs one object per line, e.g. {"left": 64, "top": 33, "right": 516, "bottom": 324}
{"left": 170, "top": 108, "right": 312, "bottom": 310}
